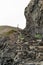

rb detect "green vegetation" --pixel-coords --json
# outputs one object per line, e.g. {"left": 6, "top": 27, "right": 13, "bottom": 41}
{"left": 35, "top": 33, "right": 42, "bottom": 39}
{"left": 18, "top": 33, "right": 24, "bottom": 41}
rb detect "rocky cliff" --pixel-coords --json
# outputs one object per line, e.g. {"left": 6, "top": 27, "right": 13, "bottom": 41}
{"left": 24, "top": 0, "right": 43, "bottom": 37}
{"left": 0, "top": 0, "right": 43, "bottom": 65}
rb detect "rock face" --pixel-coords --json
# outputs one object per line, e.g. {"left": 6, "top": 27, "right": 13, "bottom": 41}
{"left": 0, "top": 26, "right": 43, "bottom": 65}
{"left": 0, "top": 0, "right": 43, "bottom": 65}
{"left": 24, "top": 0, "right": 43, "bottom": 37}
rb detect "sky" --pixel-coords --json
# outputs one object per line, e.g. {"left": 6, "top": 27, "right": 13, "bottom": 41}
{"left": 0, "top": 0, "right": 30, "bottom": 29}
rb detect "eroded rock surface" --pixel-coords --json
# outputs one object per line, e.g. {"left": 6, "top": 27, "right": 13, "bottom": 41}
{"left": 0, "top": 0, "right": 43, "bottom": 65}
{"left": 24, "top": 0, "right": 43, "bottom": 37}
